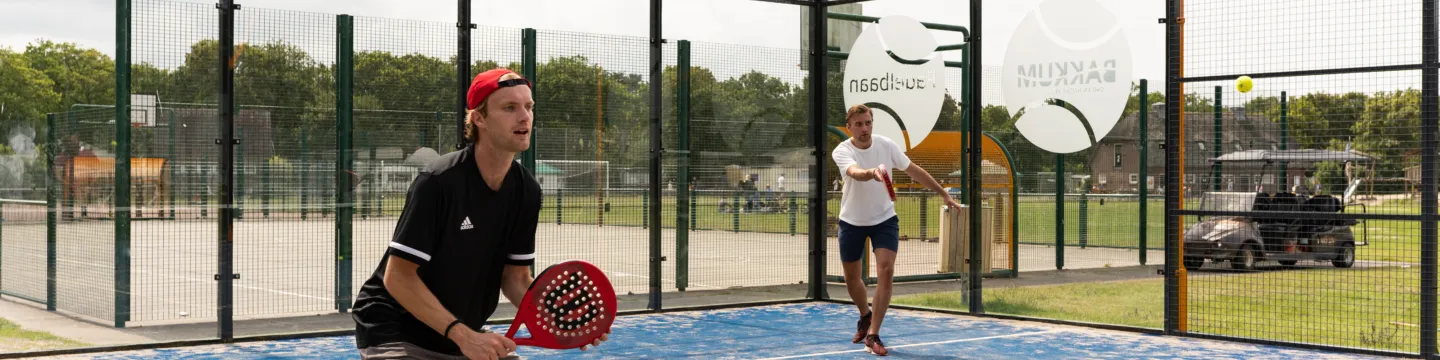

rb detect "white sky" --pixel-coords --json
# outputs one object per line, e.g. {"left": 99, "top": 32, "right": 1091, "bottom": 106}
{"left": 1, "top": 0, "right": 1422, "bottom": 104}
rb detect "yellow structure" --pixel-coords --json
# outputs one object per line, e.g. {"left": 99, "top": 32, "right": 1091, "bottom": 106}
{"left": 64, "top": 156, "right": 170, "bottom": 218}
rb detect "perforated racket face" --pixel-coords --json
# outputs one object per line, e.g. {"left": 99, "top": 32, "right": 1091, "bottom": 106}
{"left": 510, "top": 261, "right": 616, "bottom": 349}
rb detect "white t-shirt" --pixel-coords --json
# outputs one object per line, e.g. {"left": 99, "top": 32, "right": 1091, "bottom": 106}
{"left": 832, "top": 135, "right": 911, "bottom": 226}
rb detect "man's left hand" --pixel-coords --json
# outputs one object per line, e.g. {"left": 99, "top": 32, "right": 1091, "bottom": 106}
{"left": 579, "top": 329, "right": 611, "bottom": 351}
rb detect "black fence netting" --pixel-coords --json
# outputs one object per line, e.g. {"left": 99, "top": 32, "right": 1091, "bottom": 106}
{"left": 1172, "top": 0, "right": 1427, "bottom": 354}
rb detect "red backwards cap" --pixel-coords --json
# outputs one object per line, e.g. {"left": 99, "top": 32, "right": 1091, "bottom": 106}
{"left": 467, "top": 68, "right": 533, "bottom": 110}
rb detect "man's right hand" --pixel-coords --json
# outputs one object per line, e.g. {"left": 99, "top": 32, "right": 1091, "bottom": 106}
{"left": 448, "top": 327, "right": 516, "bottom": 360}
{"left": 872, "top": 164, "right": 888, "bottom": 182}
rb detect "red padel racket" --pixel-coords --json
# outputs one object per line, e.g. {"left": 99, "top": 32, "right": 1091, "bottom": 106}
{"left": 878, "top": 164, "right": 896, "bottom": 201}
{"left": 505, "top": 260, "right": 617, "bottom": 350}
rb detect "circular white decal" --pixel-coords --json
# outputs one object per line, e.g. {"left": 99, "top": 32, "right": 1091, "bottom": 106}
{"left": 842, "top": 15, "right": 947, "bottom": 151}
{"left": 1003, "top": 0, "right": 1132, "bottom": 154}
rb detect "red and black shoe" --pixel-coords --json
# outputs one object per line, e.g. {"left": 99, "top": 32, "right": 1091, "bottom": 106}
{"left": 865, "top": 334, "right": 889, "bottom": 356}
{"left": 852, "top": 310, "right": 872, "bottom": 344}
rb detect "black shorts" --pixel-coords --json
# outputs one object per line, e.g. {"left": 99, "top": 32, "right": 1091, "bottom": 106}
{"left": 837, "top": 216, "right": 900, "bottom": 263}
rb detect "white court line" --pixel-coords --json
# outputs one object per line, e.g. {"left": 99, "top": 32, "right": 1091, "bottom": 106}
{"left": 755, "top": 330, "right": 1066, "bottom": 360}
{"left": 49, "top": 256, "right": 333, "bottom": 302}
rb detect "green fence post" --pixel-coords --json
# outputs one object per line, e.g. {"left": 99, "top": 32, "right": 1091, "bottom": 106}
{"left": 675, "top": 40, "right": 691, "bottom": 292}
{"left": 236, "top": 127, "right": 245, "bottom": 220}
{"left": 1055, "top": 154, "right": 1065, "bottom": 270}
{"left": 335, "top": 14, "right": 355, "bottom": 313}
{"left": 789, "top": 192, "right": 797, "bottom": 236}
{"left": 920, "top": 192, "right": 928, "bottom": 241}
{"left": 958, "top": 44, "right": 969, "bottom": 206}
{"left": 643, "top": 190, "right": 649, "bottom": 229}
{"left": 1212, "top": 86, "right": 1222, "bottom": 192}
{"left": 1079, "top": 189, "right": 1088, "bottom": 249}
{"left": 201, "top": 161, "right": 209, "bottom": 218}
{"left": 368, "top": 131, "right": 377, "bottom": 220}
{"left": 690, "top": 188, "right": 697, "bottom": 230}
{"left": 46, "top": 114, "right": 58, "bottom": 311}
{"left": 521, "top": 28, "right": 537, "bottom": 171}
{"left": 263, "top": 154, "right": 271, "bottom": 218}
{"left": 301, "top": 128, "right": 308, "bottom": 220}
{"left": 1280, "top": 91, "right": 1288, "bottom": 192}
{"left": 114, "top": 0, "right": 132, "bottom": 328}
{"left": 168, "top": 110, "right": 176, "bottom": 219}
{"left": 732, "top": 191, "right": 740, "bottom": 233}
{"left": 556, "top": 188, "right": 563, "bottom": 225}
{"left": 1138, "top": 79, "right": 1149, "bottom": 265}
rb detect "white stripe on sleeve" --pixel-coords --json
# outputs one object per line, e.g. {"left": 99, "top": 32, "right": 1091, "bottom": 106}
{"left": 389, "top": 242, "right": 432, "bottom": 262}
{"left": 508, "top": 253, "right": 536, "bottom": 261}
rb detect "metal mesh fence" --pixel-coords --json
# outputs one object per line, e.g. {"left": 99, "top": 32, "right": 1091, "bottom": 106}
{"left": 347, "top": 15, "right": 465, "bottom": 318}
{"left": 532, "top": 29, "right": 651, "bottom": 313}
{"left": 52, "top": 108, "right": 119, "bottom": 324}
{"left": 12, "top": 0, "right": 1435, "bottom": 358}
{"left": 666, "top": 39, "right": 812, "bottom": 306}
{"left": 126, "top": 0, "right": 220, "bottom": 328}
{"left": 229, "top": 5, "right": 338, "bottom": 321}
{"left": 0, "top": 199, "right": 46, "bottom": 307}
{"left": 1172, "top": 0, "right": 1427, "bottom": 354}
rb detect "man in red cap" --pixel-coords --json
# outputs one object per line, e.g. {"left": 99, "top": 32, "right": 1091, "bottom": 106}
{"left": 351, "top": 68, "right": 607, "bottom": 360}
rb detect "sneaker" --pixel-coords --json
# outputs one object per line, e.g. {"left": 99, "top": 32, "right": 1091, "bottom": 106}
{"left": 864, "top": 334, "right": 888, "bottom": 356}
{"left": 852, "top": 311, "right": 872, "bottom": 344}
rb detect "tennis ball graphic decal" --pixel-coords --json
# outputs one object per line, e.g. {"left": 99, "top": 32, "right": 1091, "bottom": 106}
{"left": 843, "top": 15, "right": 946, "bottom": 151}
{"left": 1004, "top": 0, "right": 1132, "bottom": 154}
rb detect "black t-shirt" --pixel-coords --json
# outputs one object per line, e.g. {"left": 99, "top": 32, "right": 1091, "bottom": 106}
{"left": 351, "top": 145, "right": 541, "bottom": 354}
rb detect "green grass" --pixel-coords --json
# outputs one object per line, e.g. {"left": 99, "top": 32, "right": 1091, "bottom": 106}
{"left": 894, "top": 267, "right": 1423, "bottom": 352}
{"left": 180, "top": 191, "right": 1427, "bottom": 264}
{"left": 0, "top": 317, "right": 87, "bottom": 352}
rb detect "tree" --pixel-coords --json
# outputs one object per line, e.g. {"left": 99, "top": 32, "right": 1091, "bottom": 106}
{"left": 1353, "top": 89, "right": 1419, "bottom": 192}
{"left": 24, "top": 40, "right": 115, "bottom": 113}
{"left": 0, "top": 48, "right": 60, "bottom": 131}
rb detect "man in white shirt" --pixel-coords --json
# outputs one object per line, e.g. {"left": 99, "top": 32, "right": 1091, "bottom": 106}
{"left": 832, "top": 104, "right": 960, "bottom": 356}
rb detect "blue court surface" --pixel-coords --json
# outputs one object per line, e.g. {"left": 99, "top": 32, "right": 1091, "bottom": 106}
{"left": 66, "top": 303, "right": 1382, "bottom": 359}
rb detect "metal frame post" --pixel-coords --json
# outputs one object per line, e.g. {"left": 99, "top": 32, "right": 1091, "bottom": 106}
{"left": 335, "top": 14, "right": 355, "bottom": 313}
{"left": 216, "top": 0, "right": 238, "bottom": 340}
{"left": 456, "top": 0, "right": 473, "bottom": 150}
{"left": 807, "top": 0, "right": 829, "bottom": 301}
{"left": 1279, "top": 91, "right": 1287, "bottom": 191}
{"left": 1055, "top": 154, "right": 1065, "bottom": 270}
{"left": 1164, "top": 0, "right": 1186, "bottom": 335}
{"left": 966, "top": 0, "right": 984, "bottom": 313}
{"left": 676, "top": 40, "right": 691, "bottom": 292}
{"left": 1211, "top": 86, "right": 1221, "bottom": 192}
{"left": 168, "top": 111, "right": 176, "bottom": 219}
{"left": 300, "top": 128, "right": 308, "bottom": 220}
{"left": 521, "top": 28, "right": 537, "bottom": 171}
{"left": 46, "top": 114, "right": 58, "bottom": 312}
{"left": 647, "top": 0, "right": 664, "bottom": 311}
{"left": 114, "top": 0, "right": 134, "bottom": 329}
{"left": 1138, "top": 79, "right": 1149, "bottom": 265}
{"left": 1420, "top": 0, "right": 1437, "bottom": 355}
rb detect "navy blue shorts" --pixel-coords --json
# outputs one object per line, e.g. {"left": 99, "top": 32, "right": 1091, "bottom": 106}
{"left": 837, "top": 216, "right": 900, "bottom": 263}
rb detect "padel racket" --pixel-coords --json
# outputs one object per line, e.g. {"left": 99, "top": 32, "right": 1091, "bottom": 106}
{"left": 878, "top": 164, "right": 896, "bottom": 201}
{"left": 505, "top": 260, "right": 616, "bottom": 350}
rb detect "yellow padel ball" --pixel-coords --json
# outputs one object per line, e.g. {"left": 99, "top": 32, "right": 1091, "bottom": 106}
{"left": 1237, "top": 76, "right": 1253, "bottom": 93}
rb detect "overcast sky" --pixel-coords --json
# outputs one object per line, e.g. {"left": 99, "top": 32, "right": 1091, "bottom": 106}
{"left": 1, "top": 0, "right": 1422, "bottom": 103}
{"left": 0, "top": 1, "right": 1165, "bottom": 95}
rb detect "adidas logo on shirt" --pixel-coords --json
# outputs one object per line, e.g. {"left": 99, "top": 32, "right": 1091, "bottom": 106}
{"left": 460, "top": 217, "right": 474, "bottom": 230}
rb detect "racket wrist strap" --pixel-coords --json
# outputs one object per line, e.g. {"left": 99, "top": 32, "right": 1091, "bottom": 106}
{"left": 444, "top": 319, "right": 464, "bottom": 339}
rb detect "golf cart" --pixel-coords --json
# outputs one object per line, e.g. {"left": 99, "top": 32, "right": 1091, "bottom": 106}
{"left": 1182, "top": 149, "right": 1371, "bottom": 271}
